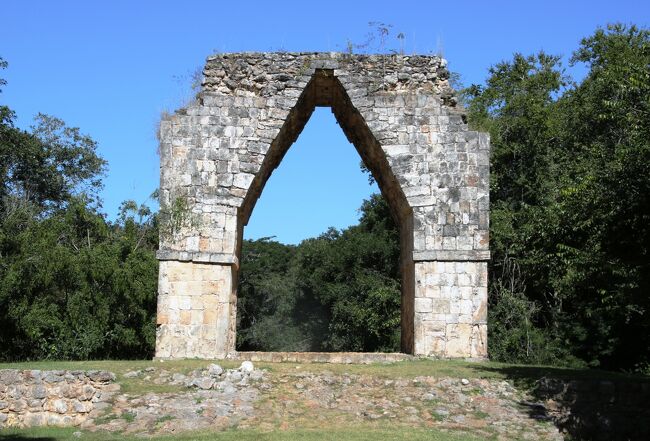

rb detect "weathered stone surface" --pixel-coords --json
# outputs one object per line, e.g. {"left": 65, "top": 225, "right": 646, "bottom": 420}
{"left": 156, "top": 52, "right": 491, "bottom": 359}
{"left": 0, "top": 369, "right": 116, "bottom": 429}
{"left": 207, "top": 363, "right": 224, "bottom": 376}
{"left": 239, "top": 361, "right": 254, "bottom": 373}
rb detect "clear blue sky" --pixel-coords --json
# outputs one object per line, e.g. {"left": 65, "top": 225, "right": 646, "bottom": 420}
{"left": 2, "top": 1, "right": 647, "bottom": 244}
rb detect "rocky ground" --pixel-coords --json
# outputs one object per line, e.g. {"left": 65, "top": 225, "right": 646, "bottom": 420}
{"left": 82, "top": 362, "right": 562, "bottom": 440}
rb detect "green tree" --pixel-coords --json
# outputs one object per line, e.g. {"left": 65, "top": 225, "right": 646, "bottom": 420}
{"left": 236, "top": 238, "right": 307, "bottom": 351}
{"left": 294, "top": 194, "right": 401, "bottom": 352}
{"left": 0, "top": 197, "right": 158, "bottom": 360}
{"left": 237, "top": 194, "right": 401, "bottom": 353}
{"left": 0, "top": 59, "right": 158, "bottom": 361}
{"left": 548, "top": 24, "right": 650, "bottom": 369}
{"left": 0, "top": 113, "right": 106, "bottom": 211}
{"left": 466, "top": 23, "right": 650, "bottom": 370}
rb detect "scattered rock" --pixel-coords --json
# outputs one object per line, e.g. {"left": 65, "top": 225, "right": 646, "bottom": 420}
{"left": 228, "top": 371, "right": 243, "bottom": 382}
{"left": 461, "top": 378, "right": 470, "bottom": 386}
{"left": 124, "top": 371, "right": 141, "bottom": 378}
{"left": 1, "top": 366, "right": 574, "bottom": 440}
{"left": 249, "top": 370, "right": 264, "bottom": 382}
{"left": 171, "top": 373, "right": 187, "bottom": 384}
{"left": 192, "top": 377, "right": 215, "bottom": 390}
{"left": 435, "top": 407, "right": 450, "bottom": 415}
{"left": 87, "top": 371, "right": 116, "bottom": 383}
{"left": 240, "top": 361, "right": 254, "bottom": 373}
{"left": 207, "top": 364, "right": 223, "bottom": 377}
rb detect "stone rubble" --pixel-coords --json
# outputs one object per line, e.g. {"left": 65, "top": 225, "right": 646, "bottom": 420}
{"left": 8, "top": 364, "right": 611, "bottom": 440}
{"left": 86, "top": 362, "right": 264, "bottom": 434}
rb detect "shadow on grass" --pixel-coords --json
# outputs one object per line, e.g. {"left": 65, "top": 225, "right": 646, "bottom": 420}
{"left": 470, "top": 364, "right": 650, "bottom": 441}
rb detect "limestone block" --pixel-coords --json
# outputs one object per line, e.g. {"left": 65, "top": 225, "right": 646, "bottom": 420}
{"left": 414, "top": 298, "right": 433, "bottom": 313}
{"left": 445, "top": 323, "right": 472, "bottom": 358}
{"left": 470, "top": 324, "right": 488, "bottom": 358}
{"left": 431, "top": 299, "right": 451, "bottom": 314}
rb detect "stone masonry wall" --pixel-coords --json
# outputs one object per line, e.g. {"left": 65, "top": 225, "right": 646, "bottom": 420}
{"left": 0, "top": 369, "right": 118, "bottom": 428}
{"left": 156, "top": 260, "right": 235, "bottom": 357}
{"left": 156, "top": 52, "right": 490, "bottom": 359}
{"left": 414, "top": 261, "right": 487, "bottom": 357}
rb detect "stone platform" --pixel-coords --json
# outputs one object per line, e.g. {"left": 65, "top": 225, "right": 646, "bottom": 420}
{"left": 229, "top": 351, "right": 414, "bottom": 364}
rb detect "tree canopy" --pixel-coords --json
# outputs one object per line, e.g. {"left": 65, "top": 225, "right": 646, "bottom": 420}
{"left": 465, "top": 23, "right": 650, "bottom": 370}
{"left": 0, "top": 58, "right": 158, "bottom": 360}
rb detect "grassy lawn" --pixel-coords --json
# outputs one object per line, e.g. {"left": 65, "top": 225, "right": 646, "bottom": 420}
{"left": 0, "top": 426, "right": 486, "bottom": 441}
{"left": 1, "top": 358, "right": 646, "bottom": 387}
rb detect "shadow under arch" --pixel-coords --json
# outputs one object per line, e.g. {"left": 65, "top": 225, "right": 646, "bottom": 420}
{"left": 236, "top": 69, "right": 415, "bottom": 353}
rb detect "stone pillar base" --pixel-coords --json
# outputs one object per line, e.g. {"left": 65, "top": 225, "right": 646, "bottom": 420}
{"left": 413, "top": 261, "right": 488, "bottom": 358}
{"left": 155, "top": 260, "right": 235, "bottom": 359}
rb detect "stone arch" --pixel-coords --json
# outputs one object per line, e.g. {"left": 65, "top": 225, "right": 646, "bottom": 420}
{"left": 236, "top": 68, "right": 415, "bottom": 352}
{"left": 155, "top": 53, "right": 490, "bottom": 360}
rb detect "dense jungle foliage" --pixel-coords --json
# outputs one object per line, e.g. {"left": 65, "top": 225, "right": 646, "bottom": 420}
{"left": 0, "top": 24, "right": 648, "bottom": 372}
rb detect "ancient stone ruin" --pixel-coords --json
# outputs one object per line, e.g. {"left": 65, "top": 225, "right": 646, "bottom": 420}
{"left": 155, "top": 52, "right": 490, "bottom": 359}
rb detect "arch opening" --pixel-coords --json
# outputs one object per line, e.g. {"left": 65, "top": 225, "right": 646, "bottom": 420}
{"left": 235, "top": 69, "right": 415, "bottom": 353}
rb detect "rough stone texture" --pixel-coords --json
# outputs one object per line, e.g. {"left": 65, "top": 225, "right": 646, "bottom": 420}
{"left": 155, "top": 260, "right": 235, "bottom": 358}
{"left": 232, "top": 351, "right": 413, "bottom": 364}
{"left": 156, "top": 52, "right": 490, "bottom": 359}
{"left": 414, "top": 261, "right": 487, "bottom": 358}
{"left": 86, "top": 365, "right": 564, "bottom": 440}
{"left": 0, "top": 369, "right": 118, "bottom": 428}
{"left": 6, "top": 363, "right": 649, "bottom": 440}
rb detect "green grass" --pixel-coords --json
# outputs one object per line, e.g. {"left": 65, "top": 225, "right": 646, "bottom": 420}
{"left": 0, "top": 426, "right": 487, "bottom": 441}
{"left": 92, "top": 413, "right": 117, "bottom": 425}
{"left": 0, "top": 357, "right": 647, "bottom": 411}
{"left": 1, "top": 357, "right": 647, "bottom": 404}
{"left": 156, "top": 415, "right": 176, "bottom": 424}
{"left": 1, "top": 358, "right": 646, "bottom": 388}
{"left": 121, "top": 411, "right": 136, "bottom": 423}
{"left": 473, "top": 410, "right": 489, "bottom": 419}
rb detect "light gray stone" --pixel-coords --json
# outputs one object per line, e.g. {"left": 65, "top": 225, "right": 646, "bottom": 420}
{"left": 32, "top": 385, "right": 47, "bottom": 399}
{"left": 53, "top": 399, "right": 68, "bottom": 414}
{"left": 192, "top": 377, "right": 215, "bottom": 390}
{"left": 239, "top": 361, "right": 254, "bottom": 373}
{"left": 207, "top": 364, "right": 223, "bottom": 377}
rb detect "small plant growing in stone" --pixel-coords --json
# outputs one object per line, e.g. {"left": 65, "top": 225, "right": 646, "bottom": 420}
{"left": 475, "top": 410, "right": 490, "bottom": 419}
{"left": 159, "top": 195, "right": 199, "bottom": 241}
{"left": 155, "top": 415, "right": 175, "bottom": 424}
{"left": 93, "top": 412, "right": 118, "bottom": 425}
{"left": 122, "top": 411, "right": 136, "bottom": 423}
{"left": 467, "top": 387, "right": 484, "bottom": 396}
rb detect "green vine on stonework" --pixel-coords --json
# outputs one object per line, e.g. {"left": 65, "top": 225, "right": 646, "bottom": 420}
{"left": 159, "top": 195, "right": 199, "bottom": 241}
